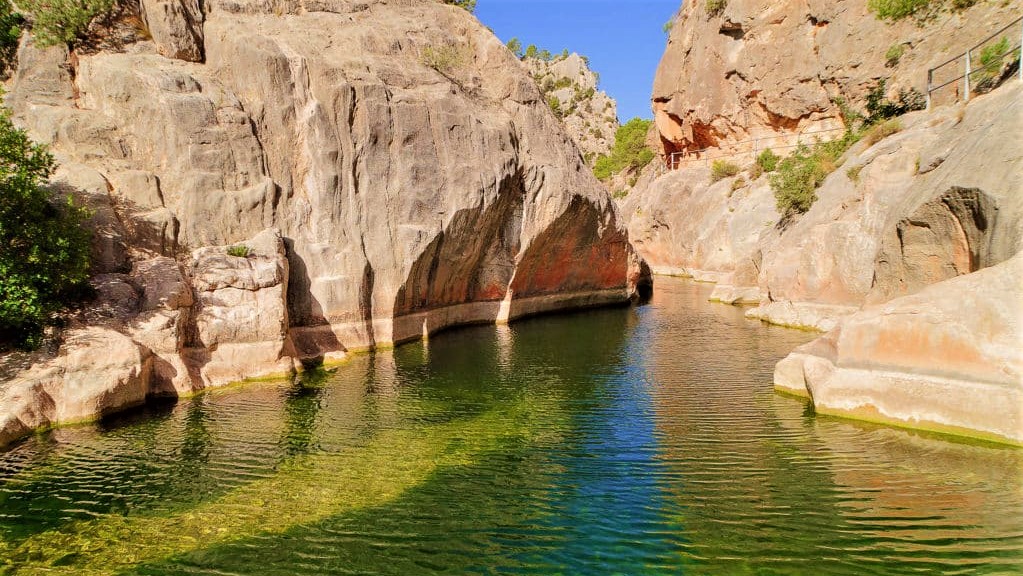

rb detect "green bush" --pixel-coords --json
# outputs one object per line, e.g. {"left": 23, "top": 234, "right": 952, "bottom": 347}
{"left": 547, "top": 95, "right": 563, "bottom": 118}
{"left": 867, "top": 0, "right": 930, "bottom": 20}
{"left": 421, "top": 44, "right": 467, "bottom": 77}
{"left": 227, "top": 245, "right": 251, "bottom": 258}
{"left": 706, "top": 0, "right": 727, "bottom": 17}
{"left": 769, "top": 132, "right": 858, "bottom": 218}
{"left": 592, "top": 118, "right": 655, "bottom": 180}
{"left": 885, "top": 43, "right": 905, "bottom": 67}
{"left": 0, "top": 1, "right": 23, "bottom": 73}
{"left": 864, "top": 79, "right": 925, "bottom": 124}
{"left": 755, "top": 148, "right": 779, "bottom": 173}
{"left": 506, "top": 37, "right": 523, "bottom": 59}
{"left": 846, "top": 165, "right": 863, "bottom": 183}
{"left": 443, "top": 0, "right": 476, "bottom": 12}
{"left": 0, "top": 105, "right": 91, "bottom": 350}
{"left": 21, "top": 0, "right": 114, "bottom": 47}
{"left": 710, "top": 159, "right": 740, "bottom": 182}
{"left": 977, "top": 37, "right": 1010, "bottom": 84}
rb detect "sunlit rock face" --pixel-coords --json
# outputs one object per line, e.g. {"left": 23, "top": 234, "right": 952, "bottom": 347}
{"left": 0, "top": 0, "right": 651, "bottom": 446}
{"left": 651, "top": 0, "right": 1017, "bottom": 157}
{"left": 622, "top": 82, "right": 1022, "bottom": 331}
{"left": 775, "top": 252, "right": 1023, "bottom": 445}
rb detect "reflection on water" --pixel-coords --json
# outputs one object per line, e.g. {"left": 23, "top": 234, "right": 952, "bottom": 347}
{"left": 0, "top": 277, "right": 1020, "bottom": 575}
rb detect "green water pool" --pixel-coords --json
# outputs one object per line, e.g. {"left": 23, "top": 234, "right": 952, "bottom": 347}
{"left": 1, "top": 277, "right": 1020, "bottom": 575}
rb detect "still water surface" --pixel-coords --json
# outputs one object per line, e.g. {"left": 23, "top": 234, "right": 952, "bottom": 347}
{"left": 1, "top": 277, "right": 1021, "bottom": 575}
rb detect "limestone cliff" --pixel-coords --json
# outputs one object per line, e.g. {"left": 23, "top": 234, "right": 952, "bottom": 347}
{"left": 0, "top": 0, "right": 651, "bottom": 447}
{"left": 525, "top": 52, "right": 619, "bottom": 164}
{"left": 652, "top": 0, "right": 1017, "bottom": 157}
{"left": 622, "top": 0, "right": 1023, "bottom": 443}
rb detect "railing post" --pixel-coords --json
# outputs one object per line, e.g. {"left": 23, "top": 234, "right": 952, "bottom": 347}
{"left": 964, "top": 49, "right": 971, "bottom": 102}
{"left": 926, "top": 68, "right": 932, "bottom": 110}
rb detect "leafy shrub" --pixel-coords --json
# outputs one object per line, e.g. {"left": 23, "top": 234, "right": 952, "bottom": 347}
{"left": 710, "top": 159, "right": 740, "bottom": 182}
{"left": 730, "top": 176, "right": 746, "bottom": 192}
{"left": 506, "top": 37, "right": 523, "bottom": 59}
{"left": 706, "top": 0, "right": 727, "bottom": 17}
{"left": 868, "top": 0, "right": 930, "bottom": 20}
{"left": 21, "top": 0, "right": 114, "bottom": 47}
{"left": 443, "top": 0, "right": 476, "bottom": 12}
{"left": 977, "top": 37, "right": 1010, "bottom": 84}
{"left": 611, "top": 189, "right": 629, "bottom": 200}
{"left": 547, "top": 95, "right": 563, "bottom": 118}
{"left": 421, "top": 44, "right": 467, "bottom": 77}
{"left": 0, "top": 106, "right": 91, "bottom": 350}
{"left": 0, "top": 1, "right": 23, "bottom": 73}
{"left": 749, "top": 163, "right": 763, "bottom": 179}
{"left": 862, "top": 118, "right": 902, "bottom": 146}
{"left": 885, "top": 43, "right": 905, "bottom": 67}
{"left": 552, "top": 77, "right": 573, "bottom": 90}
{"left": 592, "top": 118, "right": 655, "bottom": 180}
{"left": 769, "top": 131, "right": 858, "bottom": 218}
{"left": 864, "top": 79, "right": 925, "bottom": 124}
{"left": 755, "top": 148, "right": 779, "bottom": 173}
{"left": 227, "top": 245, "right": 251, "bottom": 258}
{"left": 846, "top": 165, "right": 863, "bottom": 183}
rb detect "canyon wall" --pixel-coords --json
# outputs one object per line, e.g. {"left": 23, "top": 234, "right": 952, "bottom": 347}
{"left": 652, "top": 0, "right": 1017, "bottom": 157}
{"left": 0, "top": 0, "right": 651, "bottom": 447}
{"left": 624, "top": 0, "right": 1022, "bottom": 443}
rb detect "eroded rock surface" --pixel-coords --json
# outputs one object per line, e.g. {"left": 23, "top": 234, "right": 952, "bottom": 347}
{"left": 774, "top": 252, "right": 1023, "bottom": 445}
{"left": 652, "top": 0, "right": 1017, "bottom": 157}
{"left": 623, "top": 83, "right": 1022, "bottom": 330}
{"left": 0, "top": 0, "right": 650, "bottom": 447}
{"left": 525, "top": 53, "right": 619, "bottom": 162}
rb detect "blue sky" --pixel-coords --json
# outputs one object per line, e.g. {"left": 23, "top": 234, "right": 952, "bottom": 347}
{"left": 475, "top": 0, "right": 680, "bottom": 122}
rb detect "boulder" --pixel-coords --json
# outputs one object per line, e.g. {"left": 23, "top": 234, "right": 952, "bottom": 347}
{"left": 140, "top": 0, "right": 205, "bottom": 62}
{"left": 774, "top": 252, "right": 1023, "bottom": 445}
{"left": 0, "top": 328, "right": 152, "bottom": 447}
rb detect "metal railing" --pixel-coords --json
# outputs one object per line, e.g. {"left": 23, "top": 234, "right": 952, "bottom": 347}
{"left": 926, "top": 14, "right": 1023, "bottom": 109}
{"left": 665, "top": 127, "right": 846, "bottom": 170}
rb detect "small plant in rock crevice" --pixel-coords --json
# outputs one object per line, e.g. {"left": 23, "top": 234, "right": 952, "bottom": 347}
{"left": 706, "top": 0, "right": 727, "bottom": 17}
{"left": 227, "top": 245, "right": 251, "bottom": 258}
{"left": 710, "top": 159, "right": 741, "bottom": 182}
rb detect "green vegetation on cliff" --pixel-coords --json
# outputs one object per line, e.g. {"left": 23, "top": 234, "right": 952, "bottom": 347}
{"left": 21, "top": 0, "right": 113, "bottom": 47}
{"left": 770, "top": 80, "right": 924, "bottom": 219}
{"left": 444, "top": 0, "right": 476, "bottom": 13}
{"left": 593, "top": 118, "right": 655, "bottom": 180}
{"left": 0, "top": 1, "right": 23, "bottom": 73}
{"left": 0, "top": 105, "right": 91, "bottom": 350}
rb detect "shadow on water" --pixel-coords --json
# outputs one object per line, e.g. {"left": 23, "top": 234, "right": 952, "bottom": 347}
{"left": 1, "top": 278, "right": 1021, "bottom": 575}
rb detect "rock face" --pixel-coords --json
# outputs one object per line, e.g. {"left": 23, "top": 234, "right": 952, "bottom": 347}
{"left": 747, "top": 84, "right": 1022, "bottom": 330}
{"left": 525, "top": 53, "right": 619, "bottom": 162}
{"left": 652, "top": 0, "right": 1017, "bottom": 157}
{"left": 774, "top": 252, "right": 1023, "bottom": 445}
{"left": 623, "top": 82, "right": 1022, "bottom": 331}
{"left": 0, "top": 0, "right": 650, "bottom": 447}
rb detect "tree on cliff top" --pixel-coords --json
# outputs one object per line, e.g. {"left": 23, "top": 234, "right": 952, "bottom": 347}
{"left": 593, "top": 118, "right": 655, "bottom": 180}
{"left": 0, "top": 105, "right": 91, "bottom": 350}
{"left": 444, "top": 0, "right": 476, "bottom": 13}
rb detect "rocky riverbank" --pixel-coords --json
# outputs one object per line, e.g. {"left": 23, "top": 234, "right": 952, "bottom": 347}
{"left": 0, "top": 0, "right": 651, "bottom": 448}
{"left": 623, "top": 0, "right": 1022, "bottom": 444}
